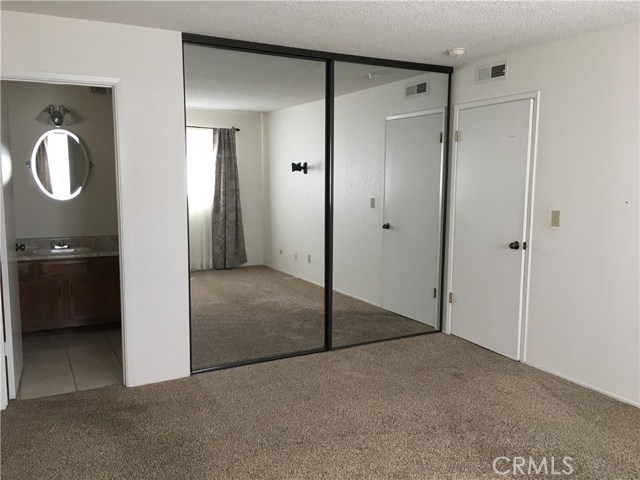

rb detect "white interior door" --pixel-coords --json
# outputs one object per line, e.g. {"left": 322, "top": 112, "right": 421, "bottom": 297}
{"left": 450, "top": 98, "right": 534, "bottom": 360}
{"left": 0, "top": 114, "right": 23, "bottom": 400}
{"left": 382, "top": 110, "right": 444, "bottom": 327}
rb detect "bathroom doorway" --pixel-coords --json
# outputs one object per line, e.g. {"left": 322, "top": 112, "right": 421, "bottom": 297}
{"left": 0, "top": 79, "right": 125, "bottom": 400}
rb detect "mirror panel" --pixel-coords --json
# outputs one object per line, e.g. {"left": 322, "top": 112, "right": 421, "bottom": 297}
{"left": 30, "top": 129, "right": 90, "bottom": 200}
{"left": 332, "top": 62, "right": 448, "bottom": 347}
{"left": 184, "top": 44, "right": 326, "bottom": 370}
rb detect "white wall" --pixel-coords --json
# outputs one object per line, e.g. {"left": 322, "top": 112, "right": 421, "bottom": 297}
{"left": 451, "top": 22, "right": 640, "bottom": 405}
{"left": 263, "top": 101, "right": 325, "bottom": 284}
{"left": 3, "top": 81, "right": 118, "bottom": 238}
{"left": 333, "top": 72, "right": 448, "bottom": 304}
{"left": 1, "top": 11, "right": 190, "bottom": 387}
{"left": 186, "top": 108, "right": 264, "bottom": 265}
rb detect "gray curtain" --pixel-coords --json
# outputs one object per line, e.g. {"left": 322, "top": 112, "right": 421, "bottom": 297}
{"left": 36, "top": 138, "right": 53, "bottom": 193}
{"left": 212, "top": 128, "right": 247, "bottom": 269}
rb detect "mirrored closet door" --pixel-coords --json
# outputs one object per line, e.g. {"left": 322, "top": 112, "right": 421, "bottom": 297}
{"left": 183, "top": 43, "right": 327, "bottom": 370}
{"left": 332, "top": 62, "right": 448, "bottom": 348}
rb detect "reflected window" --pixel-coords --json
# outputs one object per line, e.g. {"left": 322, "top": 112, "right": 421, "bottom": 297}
{"left": 43, "top": 131, "right": 72, "bottom": 197}
{"left": 186, "top": 127, "right": 216, "bottom": 271}
{"left": 186, "top": 127, "right": 216, "bottom": 213}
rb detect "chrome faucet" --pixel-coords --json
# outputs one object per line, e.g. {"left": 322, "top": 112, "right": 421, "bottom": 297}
{"left": 51, "top": 240, "right": 70, "bottom": 250}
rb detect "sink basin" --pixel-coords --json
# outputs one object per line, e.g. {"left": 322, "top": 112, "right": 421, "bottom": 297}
{"left": 35, "top": 247, "right": 92, "bottom": 255}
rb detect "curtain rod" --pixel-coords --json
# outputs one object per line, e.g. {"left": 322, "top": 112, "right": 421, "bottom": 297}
{"left": 186, "top": 125, "right": 241, "bottom": 132}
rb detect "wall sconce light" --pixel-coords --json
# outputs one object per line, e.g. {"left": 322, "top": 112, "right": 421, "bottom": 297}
{"left": 35, "top": 105, "right": 78, "bottom": 127}
{"left": 291, "top": 162, "right": 308, "bottom": 174}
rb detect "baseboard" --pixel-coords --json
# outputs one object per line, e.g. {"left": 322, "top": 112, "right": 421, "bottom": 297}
{"left": 523, "top": 360, "right": 640, "bottom": 408}
{"left": 332, "top": 287, "right": 380, "bottom": 307}
{"left": 440, "top": 330, "right": 639, "bottom": 407}
{"left": 263, "top": 264, "right": 323, "bottom": 288}
{"left": 263, "top": 264, "right": 436, "bottom": 327}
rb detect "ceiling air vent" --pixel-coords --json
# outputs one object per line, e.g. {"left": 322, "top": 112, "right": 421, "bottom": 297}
{"left": 405, "top": 80, "right": 429, "bottom": 98}
{"left": 89, "top": 86, "right": 112, "bottom": 96}
{"left": 475, "top": 60, "right": 508, "bottom": 84}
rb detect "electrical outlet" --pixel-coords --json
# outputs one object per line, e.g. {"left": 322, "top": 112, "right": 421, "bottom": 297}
{"left": 551, "top": 210, "right": 560, "bottom": 227}
{"left": 307, "top": 254, "right": 311, "bottom": 263}
{"left": 294, "top": 251, "right": 298, "bottom": 260}
{"left": 370, "top": 197, "right": 376, "bottom": 208}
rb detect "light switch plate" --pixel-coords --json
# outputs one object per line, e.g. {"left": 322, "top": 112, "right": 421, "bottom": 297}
{"left": 370, "top": 198, "right": 376, "bottom": 208}
{"left": 551, "top": 210, "right": 560, "bottom": 227}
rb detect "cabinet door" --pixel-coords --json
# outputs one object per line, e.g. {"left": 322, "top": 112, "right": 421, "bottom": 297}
{"left": 19, "top": 278, "right": 67, "bottom": 332}
{"left": 68, "top": 270, "right": 120, "bottom": 326}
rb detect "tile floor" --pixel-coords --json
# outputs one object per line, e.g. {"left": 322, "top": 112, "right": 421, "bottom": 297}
{"left": 18, "top": 328, "right": 122, "bottom": 400}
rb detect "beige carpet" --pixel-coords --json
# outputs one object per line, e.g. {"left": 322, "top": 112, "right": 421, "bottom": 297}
{"left": 190, "top": 266, "right": 435, "bottom": 370}
{"left": 2, "top": 334, "right": 638, "bottom": 480}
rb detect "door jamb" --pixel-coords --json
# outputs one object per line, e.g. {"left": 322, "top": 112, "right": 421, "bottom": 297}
{"left": 0, "top": 70, "right": 129, "bottom": 386}
{"left": 444, "top": 91, "right": 540, "bottom": 363}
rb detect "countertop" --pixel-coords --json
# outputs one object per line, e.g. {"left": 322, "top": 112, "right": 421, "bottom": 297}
{"left": 18, "top": 250, "right": 120, "bottom": 262}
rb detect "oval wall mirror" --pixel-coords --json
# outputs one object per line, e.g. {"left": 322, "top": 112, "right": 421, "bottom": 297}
{"left": 30, "top": 129, "right": 90, "bottom": 201}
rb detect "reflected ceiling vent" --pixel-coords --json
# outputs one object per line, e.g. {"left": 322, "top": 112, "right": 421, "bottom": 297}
{"left": 475, "top": 60, "right": 508, "bottom": 84}
{"left": 89, "top": 86, "right": 112, "bottom": 96}
{"left": 405, "top": 80, "right": 429, "bottom": 98}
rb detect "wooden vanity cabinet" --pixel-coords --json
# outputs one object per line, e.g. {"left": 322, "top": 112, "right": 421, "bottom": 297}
{"left": 18, "top": 256, "right": 121, "bottom": 332}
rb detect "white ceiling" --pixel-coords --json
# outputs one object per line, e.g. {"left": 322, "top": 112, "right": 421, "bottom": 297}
{"left": 184, "top": 44, "right": 433, "bottom": 111}
{"left": 2, "top": 1, "right": 638, "bottom": 67}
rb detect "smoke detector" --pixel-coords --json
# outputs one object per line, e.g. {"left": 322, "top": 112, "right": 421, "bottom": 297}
{"left": 448, "top": 47, "right": 465, "bottom": 57}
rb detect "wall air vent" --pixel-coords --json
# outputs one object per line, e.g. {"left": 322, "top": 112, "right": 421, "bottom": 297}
{"left": 475, "top": 60, "right": 508, "bottom": 84}
{"left": 405, "top": 80, "right": 429, "bottom": 98}
{"left": 89, "top": 86, "right": 112, "bottom": 96}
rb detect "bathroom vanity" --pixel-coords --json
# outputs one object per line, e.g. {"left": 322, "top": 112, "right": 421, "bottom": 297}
{"left": 18, "top": 255, "right": 121, "bottom": 332}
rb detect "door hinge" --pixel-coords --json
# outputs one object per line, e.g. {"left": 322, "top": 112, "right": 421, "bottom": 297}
{"left": 448, "top": 292, "right": 453, "bottom": 303}
{"left": 439, "top": 132, "right": 443, "bottom": 143}
{"left": 433, "top": 288, "right": 437, "bottom": 298}
{"left": 454, "top": 131, "right": 460, "bottom": 142}
{"left": 523, "top": 241, "right": 527, "bottom": 250}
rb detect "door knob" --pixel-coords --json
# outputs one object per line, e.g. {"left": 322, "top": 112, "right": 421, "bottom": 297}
{"left": 508, "top": 241, "right": 520, "bottom": 250}
{"left": 382, "top": 223, "right": 390, "bottom": 230}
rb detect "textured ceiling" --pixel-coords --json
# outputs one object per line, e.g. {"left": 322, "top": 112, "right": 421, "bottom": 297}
{"left": 184, "top": 43, "right": 435, "bottom": 111}
{"left": 2, "top": 1, "right": 638, "bottom": 67}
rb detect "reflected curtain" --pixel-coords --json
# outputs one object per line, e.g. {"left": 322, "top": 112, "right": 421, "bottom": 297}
{"left": 36, "top": 137, "right": 53, "bottom": 193}
{"left": 186, "top": 127, "right": 215, "bottom": 271}
{"left": 212, "top": 128, "right": 247, "bottom": 269}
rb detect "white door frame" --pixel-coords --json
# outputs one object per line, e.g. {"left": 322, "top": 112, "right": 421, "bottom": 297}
{"left": 0, "top": 70, "right": 129, "bottom": 389}
{"left": 383, "top": 107, "right": 447, "bottom": 328}
{"left": 445, "top": 92, "right": 540, "bottom": 362}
